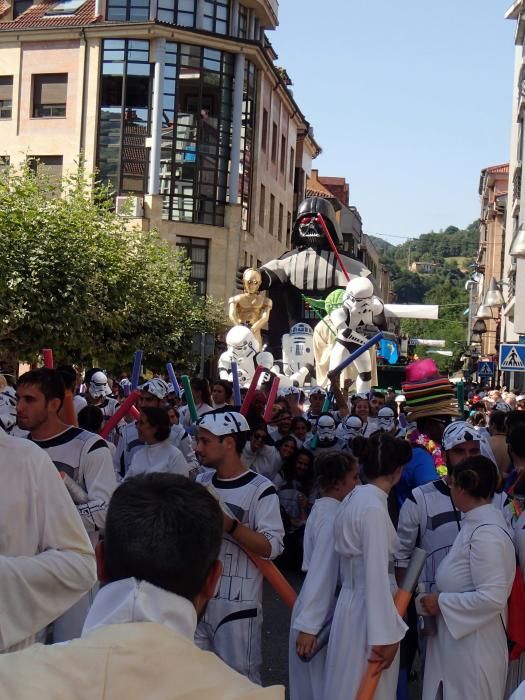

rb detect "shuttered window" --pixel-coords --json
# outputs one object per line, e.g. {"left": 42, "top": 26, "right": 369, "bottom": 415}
{"left": 0, "top": 77, "right": 13, "bottom": 119}
{"left": 32, "top": 74, "right": 68, "bottom": 118}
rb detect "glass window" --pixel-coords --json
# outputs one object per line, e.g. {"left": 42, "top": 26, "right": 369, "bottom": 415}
{"left": 202, "top": 0, "right": 230, "bottom": 35}
{"left": 271, "top": 121, "right": 277, "bottom": 162}
{"left": 280, "top": 134, "right": 286, "bottom": 174}
{"left": 176, "top": 236, "right": 209, "bottom": 295}
{"left": 156, "top": 0, "right": 195, "bottom": 26}
{"left": 44, "top": 0, "right": 85, "bottom": 16}
{"left": 106, "top": 0, "right": 149, "bottom": 21}
{"left": 13, "top": 0, "right": 32, "bottom": 17}
{"left": 0, "top": 155, "right": 10, "bottom": 173}
{"left": 289, "top": 146, "right": 295, "bottom": 184}
{"left": 269, "top": 194, "right": 275, "bottom": 235}
{"left": 238, "top": 3, "right": 248, "bottom": 38}
{"left": 261, "top": 108, "right": 268, "bottom": 152}
{"left": 32, "top": 74, "right": 67, "bottom": 118}
{"left": 160, "top": 42, "right": 235, "bottom": 227}
{"left": 27, "top": 155, "right": 63, "bottom": 183}
{"left": 239, "top": 60, "right": 256, "bottom": 231}
{"left": 278, "top": 202, "right": 283, "bottom": 242}
{"left": 0, "top": 77, "right": 13, "bottom": 119}
{"left": 97, "top": 40, "right": 151, "bottom": 194}
{"left": 286, "top": 211, "right": 292, "bottom": 247}
{"left": 259, "top": 184, "right": 265, "bottom": 226}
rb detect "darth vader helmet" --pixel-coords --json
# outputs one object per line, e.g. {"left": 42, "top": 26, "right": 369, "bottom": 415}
{"left": 291, "top": 197, "right": 343, "bottom": 250}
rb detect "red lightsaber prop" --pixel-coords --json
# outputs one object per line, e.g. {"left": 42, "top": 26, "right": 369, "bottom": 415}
{"left": 263, "top": 376, "right": 280, "bottom": 423}
{"left": 240, "top": 365, "right": 265, "bottom": 416}
{"left": 99, "top": 390, "right": 140, "bottom": 439}
{"left": 43, "top": 348, "right": 54, "bottom": 369}
{"left": 314, "top": 213, "right": 350, "bottom": 282}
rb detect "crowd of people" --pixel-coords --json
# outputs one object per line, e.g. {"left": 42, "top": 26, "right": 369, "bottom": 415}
{"left": 1, "top": 359, "right": 525, "bottom": 699}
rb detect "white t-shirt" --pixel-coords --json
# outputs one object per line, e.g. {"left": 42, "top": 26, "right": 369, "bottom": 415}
{"left": 126, "top": 441, "right": 189, "bottom": 479}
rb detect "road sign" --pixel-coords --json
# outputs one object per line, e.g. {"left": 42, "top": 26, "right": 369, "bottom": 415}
{"left": 477, "top": 361, "right": 495, "bottom": 377}
{"left": 499, "top": 344, "right": 525, "bottom": 372}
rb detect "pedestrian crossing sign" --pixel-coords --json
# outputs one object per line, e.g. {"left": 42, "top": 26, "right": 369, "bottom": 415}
{"left": 499, "top": 344, "right": 525, "bottom": 372}
{"left": 477, "top": 361, "right": 495, "bottom": 377}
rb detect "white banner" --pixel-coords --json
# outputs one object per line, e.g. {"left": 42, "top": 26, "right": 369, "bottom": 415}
{"left": 384, "top": 304, "right": 439, "bottom": 320}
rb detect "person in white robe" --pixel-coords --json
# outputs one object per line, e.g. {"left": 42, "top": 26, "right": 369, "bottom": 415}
{"left": 323, "top": 433, "right": 412, "bottom": 700}
{"left": 289, "top": 452, "right": 360, "bottom": 700}
{"left": 0, "top": 432, "right": 96, "bottom": 652}
{"left": 421, "top": 455, "right": 516, "bottom": 700}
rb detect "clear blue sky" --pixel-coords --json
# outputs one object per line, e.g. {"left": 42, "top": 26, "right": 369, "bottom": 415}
{"left": 271, "top": 1, "right": 515, "bottom": 242}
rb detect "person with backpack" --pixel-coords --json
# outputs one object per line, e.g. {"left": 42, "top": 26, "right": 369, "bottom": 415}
{"left": 420, "top": 455, "right": 515, "bottom": 700}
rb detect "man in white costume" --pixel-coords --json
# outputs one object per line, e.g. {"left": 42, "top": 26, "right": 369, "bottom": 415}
{"left": 0, "top": 473, "right": 283, "bottom": 699}
{"left": 0, "top": 431, "right": 96, "bottom": 653}
{"left": 195, "top": 411, "right": 284, "bottom": 684}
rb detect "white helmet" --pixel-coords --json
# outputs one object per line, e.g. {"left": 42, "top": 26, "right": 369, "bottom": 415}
{"left": 197, "top": 411, "right": 250, "bottom": 436}
{"left": 140, "top": 377, "right": 170, "bottom": 401}
{"left": 377, "top": 406, "right": 396, "bottom": 432}
{"left": 336, "top": 415, "right": 362, "bottom": 440}
{"left": 317, "top": 414, "right": 336, "bottom": 444}
{"left": 0, "top": 388, "right": 16, "bottom": 432}
{"left": 442, "top": 421, "right": 481, "bottom": 452}
{"left": 343, "top": 277, "right": 374, "bottom": 304}
{"left": 256, "top": 351, "right": 275, "bottom": 370}
{"left": 89, "top": 371, "right": 109, "bottom": 399}
{"left": 226, "top": 326, "right": 259, "bottom": 357}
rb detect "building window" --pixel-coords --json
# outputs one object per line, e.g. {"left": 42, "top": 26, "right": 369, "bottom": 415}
{"left": 28, "top": 155, "right": 63, "bottom": 183}
{"left": 286, "top": 211, "right": 292, "bottom": 247}
{"left": 269, "top": 194, "right": 275, "bottom": 235}
{"left": 280, "top": 135, "right": 286, "bottom": 174}
{"left": 98, "top": 40, "right": 151, "bottom": 194}
{"left": 261, "top": 108, "right": 268, "bottom": 152}
{"left": 256, "top": 258, "right": 261, "bottom": 267}
{"left": 160, "top": 43, "right": 234, "bottom": 226}
{"left": 278, "top": 202, "right": 283, "bottom": 242}
{"left": 13, "top": 0, "right": 32, "bottom": 17}
{"left": 156, "top": 0, "right": 196, "bottom": 26}
{"left": 0, "top": 155, "right": 10, "bottom": 173}
{"left": 32, "top": 74, "right": 67, "bottom": 118}
{"left": 238, "top": 3, "right": 248, "bottom": 38}
{"left": 259, "top": 184, "right": 265, "bottom": 226}
{"left": 106, "top": 0, "right": 149, "bottom": 21}
{"left": 0, "top": 77, "right": 13, "bottom": 119}
{"left": 271, "top": 122, "right": 277, "bottom": 162}
{"left": 176, "top": 236, "right": 209, "bottom": 295}
{"left": 202, "top": 0, "right": 230, "bottom": 35}
{"left": 289, "top": 146, "right": 295, "bottom": 184}
{"left": 239, "top": 60, "right": 256, "bottom": 231}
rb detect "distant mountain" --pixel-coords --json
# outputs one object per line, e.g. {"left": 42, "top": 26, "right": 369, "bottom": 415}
{"left": 366, "top": 235, "right": 395, "bottom": 254}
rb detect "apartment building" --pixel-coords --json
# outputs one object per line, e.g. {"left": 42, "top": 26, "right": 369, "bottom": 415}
{"left": 0, "top": 0, "right": 320, "bottom": 301}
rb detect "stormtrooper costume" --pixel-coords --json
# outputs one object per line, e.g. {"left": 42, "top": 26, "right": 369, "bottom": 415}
{"left": 195, "top": 413, "right": 284, "bottom": 684}
{"left": 335, "top": 415, "right": 363, "bottom": 450}
{"left": 304, "top": 414, "right": 348, "bottom": 457}
{"left": 218, "top": 326, "right": 276, "bottom": 388}
{"left": 85, "top": 371, "right": 119, "bottom": 429}
{"left": 329, "top": 278, "right": 384, "bottom": 395}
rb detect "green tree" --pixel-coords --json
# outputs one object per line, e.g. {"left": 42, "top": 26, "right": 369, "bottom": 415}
{"left": 0, "top": 162, "right": 225, "bottom": 370}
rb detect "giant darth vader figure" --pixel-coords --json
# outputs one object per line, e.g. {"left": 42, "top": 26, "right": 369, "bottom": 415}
{"left": 246, "top": 197, "right": 374, "bottom": 352}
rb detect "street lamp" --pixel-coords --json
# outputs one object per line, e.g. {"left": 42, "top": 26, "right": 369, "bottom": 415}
{"left": 472, "top": 319, "right": 487, "bottom": 334}
{"left": 483, "top": 277, "right": 505, "bottom": 308}
{"left": 475, "top": 304, "right": 493, "bottom": 320}
{"left": 510, "top": 224, "right": 525, "bottom": 258}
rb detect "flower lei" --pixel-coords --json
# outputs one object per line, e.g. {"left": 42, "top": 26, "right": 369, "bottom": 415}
{"left": 408, "top": 429, "right": 447, "bottom": 477}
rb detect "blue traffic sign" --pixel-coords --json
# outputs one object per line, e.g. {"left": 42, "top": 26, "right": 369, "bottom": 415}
{"left": 477, "top": 361, "right": 495, "bottom": 377}
{"left": 499, "top": 344, "right": 525, "bottom": 372}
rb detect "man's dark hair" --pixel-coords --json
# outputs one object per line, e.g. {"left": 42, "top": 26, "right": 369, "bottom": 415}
{"left": 371, "top": 391, "right": 385, "bottom": 400}
{"left": 78, "top": 405, "right": 104, "bottom": 434}
{"left": 219, "top": 431, "right": 248, "bottom": 455}
{"left": 489, "top": 410, "right": 506, "bottom": 433}
{"left": 141, "top": 406, "right": 171, "bottom": 442}
{"left": 506, "top": 410, "right": 525, "bottom": 435}
{"left": 212, "top": 380, "right": 233, "bottom": 402}
{"left": 17, "top": 368, "right": 65, "bottom": 407}
{"left": 104, "top": 474, "right": 223, "bottom": 599}
{"left": 508, "top": 424, "right": 525, "bottom": 459}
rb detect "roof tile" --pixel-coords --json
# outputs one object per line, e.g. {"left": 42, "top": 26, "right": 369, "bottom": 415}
{"left": 0, "top": 0, "right": 100, "bottom": 30}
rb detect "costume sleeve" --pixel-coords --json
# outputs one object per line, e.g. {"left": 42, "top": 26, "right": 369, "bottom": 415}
{"left": 396, "top": 492, "right": 421, "bottom": 569}
{"left": 0, "top": 451, "right": 96, "bottom": 652}
{"left": 362, "top": 506, "right": 408, "bottom": 646}
{"left": 293, "top": 516, "right": 339, "bottom": 635}
{"left": 254, "top": 484, "right": 285, "bottom": 560}
{"left": 439, "top": 525, "right": 516, "bottom": 640}
{"left": 77, "top": 439, "right": 117, "bottom": 533}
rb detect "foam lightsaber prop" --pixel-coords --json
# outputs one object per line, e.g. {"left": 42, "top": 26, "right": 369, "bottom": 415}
{"left": 356, "top": 547, "right": 427, "bottom": 700}
{"left": 99, "top": 389, "right": 140, "bottom": 439}
{"left": 181, "top": 375, "right": 199, "bottom": 423}
{"left": 314, "top": 213, "right": 350, "bottom": 282}
{"left": 263, "top": 375, "right": 280, "bottom": 423}
{"left": 61, "top": 389, "right": 79, "bottom": 427}
{"left": 231, "top": 361, "right": 242, "bottom": 407}
{"left": 42, "top": 348, "right": 54, "bottom": 369}
{"left": 327, "top": 332, "right": 384, "bottom": 381}
{"left": 131, "top": 350, "right": 143, "bottom": 391}
{"left": 130, "top": 405, "right": 140, "bottom": 421}
{"left": 165, "top": 362, "right": 181, "bottom": 398}
{"left": 240, "top": 365, "right": 265, "bottom": 416}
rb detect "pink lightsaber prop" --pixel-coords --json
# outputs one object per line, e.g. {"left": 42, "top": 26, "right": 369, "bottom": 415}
{"left": 263, "top": 376, "right": 280, "bottom": 423}
{"left": 314, "top": 213, "right": 350, "bottom": 282}
{"left": 240, "top": 365, "right": 265, "bottom": 416}
{"left": 100, "top": 390, "right": 140, "bottom": 439}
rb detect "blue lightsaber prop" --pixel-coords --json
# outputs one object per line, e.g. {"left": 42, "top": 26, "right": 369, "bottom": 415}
{"left": 166, "top": 363, "right": 181, "bottom": 398}
{"left": 131, "top": 350, "right": 143, "bottom": 391}
{"left": 231, "top": 361, "right": 242, "bottom": 407}
{"left": 327, "top": 332, "right": 384, "bottom": 381}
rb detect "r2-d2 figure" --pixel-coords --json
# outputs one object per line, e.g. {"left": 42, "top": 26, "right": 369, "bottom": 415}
{"left": 328, "top": 277, "right": 384, "bottom": 395}
{"left": 281, "top": 323, "right": 315, "bottom": 387}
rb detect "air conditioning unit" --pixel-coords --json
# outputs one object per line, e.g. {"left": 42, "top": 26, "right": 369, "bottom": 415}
{"left": 115, "top": 196, "right": 144, "bottom": 218}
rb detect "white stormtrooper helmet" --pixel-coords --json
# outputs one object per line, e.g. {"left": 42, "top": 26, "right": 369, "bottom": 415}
{"left": 197, "top": 411, "right": 250, "bottom": 436}
{"left": 316, "top": 413, "right": 336, "bottom": 444}
{"left": 89, "top": 371, "right": 109, "bottom": 399}
{"left": 140, "top": 377, "right": 170, "bottom": 400}
{"left": 442, "top": 421, "right": 481, "bottom": 452}
{"left": 377, "top": 406, "right": 396, "bottom": 433}
{"left": 336, "top": 415, "right": 363, "bottom": 441}
{"left": 226, "top": 325, "right": 259, "bottom": 359}
{"left": 343, "top": 277, "right": 374, "bottom": 307}
{"left": 0, "top": 388, "right": 16, "bottom": 432}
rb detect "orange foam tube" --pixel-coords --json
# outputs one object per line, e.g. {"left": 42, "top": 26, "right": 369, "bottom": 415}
{"left": 244, "top": 548, "right": 297, "bottom": 609}
{"left": 99, "top": 390, "right": 140, "bottom": 439}
{"left": 60, "top": 389, "right": 78, "bottom": 427}
{"left": 355, "top": 588, "right": 413, "bottom": 700}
